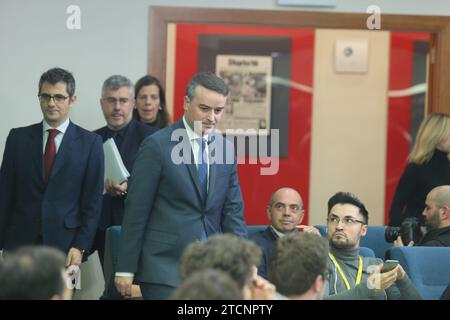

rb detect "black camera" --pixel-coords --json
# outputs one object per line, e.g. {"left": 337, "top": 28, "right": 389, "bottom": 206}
{"left": 385, "top": 217, "right": 422, "bottom": 244}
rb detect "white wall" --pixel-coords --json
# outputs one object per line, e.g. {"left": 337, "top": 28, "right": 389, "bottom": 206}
{"left": 0, "top": 0, "right": 449, "bottom": 155}
{"left": 309, "top": 29, "right": 390, "bottom": 226}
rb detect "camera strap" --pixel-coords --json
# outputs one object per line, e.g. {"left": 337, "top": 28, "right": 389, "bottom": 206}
{"left": 328, "top": 253, "right": 363, "bottom": 290}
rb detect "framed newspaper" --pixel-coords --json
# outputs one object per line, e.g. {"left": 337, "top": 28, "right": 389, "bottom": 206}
{"left": 215, "top": 54, "right": 272, "bottom": 135}
{"left": 197, "top": 34, "right": 291, "bottom": 157}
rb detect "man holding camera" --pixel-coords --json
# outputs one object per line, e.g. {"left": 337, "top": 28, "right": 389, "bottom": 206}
{"left": 395, "top": 185, "right": 450, "bottom": 247}
{"left": 324, "top": 192, "right": 421, "bottom": 300}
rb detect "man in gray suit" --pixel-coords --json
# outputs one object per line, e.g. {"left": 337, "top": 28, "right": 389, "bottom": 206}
{"left": 114, "top": 72, "right": 247, "bottom": 299}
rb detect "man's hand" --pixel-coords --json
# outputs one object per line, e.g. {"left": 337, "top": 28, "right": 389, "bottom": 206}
{"left": 367, "top": 263, "right": 398, "bottom": 291}
{"left": 249, "top": 275, "right": 276, "bottom": 300}
{"left": 115, "top": 275, "right": 134, "bottom": 298}
{"left": 105, "top": 179, "right": 128, "bottom": 197}
{"left": 297, "top": 225, "right": 322, "bottom": 236}
{"left": 66, "top": 247, "right": 83, "bottom": 268}
{"left": 395, "top": 264, "right": 406, "bottom": 280}
{"left": 394, "top": 235, "right": 414, "bottom": 247}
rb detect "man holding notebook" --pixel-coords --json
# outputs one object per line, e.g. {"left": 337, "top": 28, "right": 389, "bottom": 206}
{"left": 93, "top": 75, "right": 156, "bottom": 266}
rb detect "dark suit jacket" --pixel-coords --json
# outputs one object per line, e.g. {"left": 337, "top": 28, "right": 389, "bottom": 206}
{"left": 116, "top": 118, "right": 247, "bottom": 287}
{"left": 0, "top": 121, "right": 104, "bottom": 254}
{"left": 249, "top": 227, "right": 300, "bottom": 279}
{"left": 249, "top": 227, "right": 278, "bottom": 279}
{"left": 94, "top": 120, "right": 157, "bottom": 229}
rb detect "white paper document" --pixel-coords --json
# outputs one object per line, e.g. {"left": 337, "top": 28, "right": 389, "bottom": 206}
{"left": 103, "top": 138, "right": 130, "bottom": 186}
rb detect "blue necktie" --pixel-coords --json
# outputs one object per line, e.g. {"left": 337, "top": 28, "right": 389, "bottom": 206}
{"left": 197, "top": 138, "right": 208, "bottom": 240}
{"left": 197, "top": 138, "right": 208, "bottom": 200}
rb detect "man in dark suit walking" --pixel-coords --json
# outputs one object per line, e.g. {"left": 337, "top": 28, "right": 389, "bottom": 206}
{"left": 250, "top": 187, "right": 320, "bottom": 279}
{"left": 115, "top": 72, "right": 247, "bottom": 299}
{"left": 0, "top": 67, "right": 104, "bottom": 270}
{"left": 93, "top": 75, "right": 156, "bottom": 265}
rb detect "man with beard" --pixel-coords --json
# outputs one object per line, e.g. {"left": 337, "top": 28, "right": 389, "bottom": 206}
{"left": 395, "top": 185, "right": 450, "bottom": 247}
{"left": 249, "top": 187, "right": 320, "bottom": 279}
{"left": 325, "top": 192, "right": 421, "bottom": 300}
{"left": 93, "top": 75, "right": 156, "bottom": 265}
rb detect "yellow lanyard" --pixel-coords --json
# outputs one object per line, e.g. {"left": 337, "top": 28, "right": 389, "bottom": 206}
{"left": 328, "top": 253, "right": 363, "bottom": 290}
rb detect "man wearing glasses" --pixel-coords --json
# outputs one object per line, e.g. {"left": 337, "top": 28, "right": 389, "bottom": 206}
{"left": 249, "top": 187, "right": 320, "bottom": 279}
{"left": 0, "top": 68, "right": 104, "bottom": 273}
{"left": 325, "top": 192, "right": 421, "bottom": 299}
{"left": 92, "top": 75, "right": 156, "bottom": 267}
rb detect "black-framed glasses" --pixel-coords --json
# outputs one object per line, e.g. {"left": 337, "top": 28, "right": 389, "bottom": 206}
{"left": 38, "top": 93, "right": 69, "bottom": 105}
{"left": 102, "top": 97, "right": 130, "bottom": 105}
{"left": 327, "top": 214, "right": 366, "bottom": 226}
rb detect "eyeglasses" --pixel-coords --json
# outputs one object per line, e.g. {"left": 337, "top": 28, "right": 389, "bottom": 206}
{"left": 103, "top": 97, "right": 130, "bottom": 105}
{"left": 327, "top": 214, "right": 366, "bottom": 226}
{"left": 38, "top": 94, "right": 69, "bottom": 105}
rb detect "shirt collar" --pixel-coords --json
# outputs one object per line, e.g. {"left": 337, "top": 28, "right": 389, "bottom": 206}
{"left": 183, "top": 116, "right": 209, "bottom": 142}
{"left": 42, "top": 118, "right": 70, "bottom": 134}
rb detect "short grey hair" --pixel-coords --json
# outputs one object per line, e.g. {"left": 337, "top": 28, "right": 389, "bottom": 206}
{"left": 101, "top": 75, "right": 134, "bottom": 97}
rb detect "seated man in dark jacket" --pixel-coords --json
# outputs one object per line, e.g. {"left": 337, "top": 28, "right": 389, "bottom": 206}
{"left": 395, "top": 185, "right": 450, "bottom": 247}
{"left": 249, "top": 187, "right": 320, "bottom": 279}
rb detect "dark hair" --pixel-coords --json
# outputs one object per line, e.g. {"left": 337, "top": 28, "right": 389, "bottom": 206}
{"left": 327, "top": 191, "right": 369, "bottom": 224}
{"left": 171, "top": 269, "right": 243, "bottom": 300}
{"left": 0, "top": 246, "right": 66, "bottom": 299}
{"left": 268, "top": 233, "right": 328, "bottom": 297}
{"left": 38, "top": 67, "right": 75, "bottom": 97}
{"left": 133, "top": 75, "right": 170, "bottom": 129}
{"left": 179, "top": 234, "right": 261, "bottom": 290}
{"left": 185, "top": 72, "right": 229, "bottom": 101}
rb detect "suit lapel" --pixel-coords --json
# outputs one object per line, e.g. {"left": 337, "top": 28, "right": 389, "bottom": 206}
{"left": 49, "top": 121, "right": 76, "bottom": 181}
{"left": 28, "top": 123, "right": 44, "bottom": 181}
{"left": 173, "top": 119, "right": 204, "bottom": 201}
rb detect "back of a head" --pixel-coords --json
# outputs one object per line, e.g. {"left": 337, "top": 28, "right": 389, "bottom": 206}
{"left": 171, "top": 269, "right": 243, "bottom": 300}
{"left": 409, "top": 113, "right": 450, "bottom": 164}
{"left": 268, "top": 233, "right": 328, "bottom": 297}
{"left": 179, "top": 234, "right": 261, "bottom": 290}
{"left": 185, "top": 72, "right": 229, "bottom": 101}
{"left": 0, "top": 246, "right": 66, "bottom": 300}
{"left": 327, "top": 191, "right": 369, "bottom": 224}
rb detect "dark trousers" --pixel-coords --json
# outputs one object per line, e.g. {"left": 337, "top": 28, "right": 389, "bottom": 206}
{"left": 139, "top": 283, "right": 175, "bottom": 300}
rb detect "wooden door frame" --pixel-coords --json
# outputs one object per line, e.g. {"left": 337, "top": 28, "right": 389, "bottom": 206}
{"left": 148, "top": 6, "right": 450, "bottom": 114}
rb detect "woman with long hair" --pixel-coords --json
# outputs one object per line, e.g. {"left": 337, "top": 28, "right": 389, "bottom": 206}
{"left": 389, "top": 113, "right": 450, "bottom": 227}
{"left": 133, "top": 75, "right": 171, "bottom": 129}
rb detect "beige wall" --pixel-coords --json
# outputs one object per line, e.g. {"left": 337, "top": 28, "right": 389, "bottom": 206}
{"left": 309, "top": 29, "right": 390, "bottom": 226}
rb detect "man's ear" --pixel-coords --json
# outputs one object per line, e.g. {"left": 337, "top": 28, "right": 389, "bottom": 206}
{"left": 312, "top": 274, "right": 325, "bottom": 295}
{"left": 183, "top": 96, "right": 190, "bottom": 112}
{"left": 441, "top": 206, "right": 450, "bottom": 219}
{"left": 69, "top": 95, "right": 77, "bottom": 106}
{"left": 360, "top": 223, "right": 368, "bottom": 237}
{"left": 267, "top": 207, "right": 272, "bottom": 222}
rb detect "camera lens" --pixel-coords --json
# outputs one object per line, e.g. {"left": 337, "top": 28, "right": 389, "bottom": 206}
{"left": 385, "top": 226, "right": 400, "bottom": 243}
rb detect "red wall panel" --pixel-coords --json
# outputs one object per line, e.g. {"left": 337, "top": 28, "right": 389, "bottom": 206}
{"left": 174, "top": 25, "right": 314, "bottom": 225}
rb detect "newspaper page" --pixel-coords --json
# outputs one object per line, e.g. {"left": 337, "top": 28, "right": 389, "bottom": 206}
{"left": 216, "top": 54, "right": 272, "bottom": 135}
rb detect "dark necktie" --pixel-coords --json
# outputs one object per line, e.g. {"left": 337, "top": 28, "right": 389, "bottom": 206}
{"left": 197, "top": 138, "right": 208, "bottom": 200}
{"left": 44, "top": 129, "right": 59, "bottom": 182}
{"left": 108, "top": 130, "right": 122, "bottom": 149}
{"left": 197, "top": 138, "right": 208, "bottom": 241}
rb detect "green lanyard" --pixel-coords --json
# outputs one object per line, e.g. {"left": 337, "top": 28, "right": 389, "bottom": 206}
{"left": 328, "top": 252, "right": 363, "bottom": 290}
